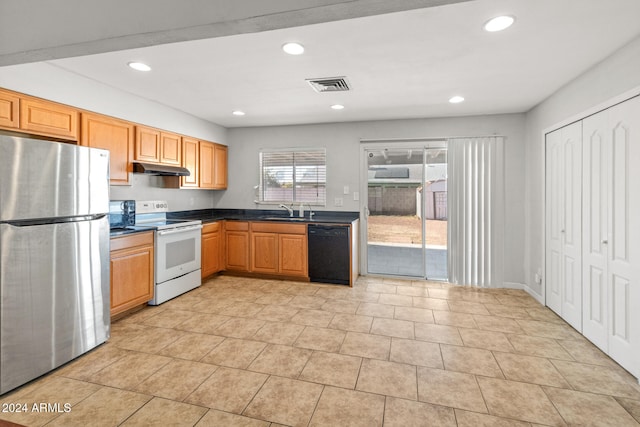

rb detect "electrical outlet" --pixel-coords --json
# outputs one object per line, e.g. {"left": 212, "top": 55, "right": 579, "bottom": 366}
{"left": 343, "top": 185, "right": 349, "bottom": 195}
{"left": 334, "top": 197, "right": 343, "bottom": 207}
{"left": 353, "top": 191, "right": 359, "bottom": 201}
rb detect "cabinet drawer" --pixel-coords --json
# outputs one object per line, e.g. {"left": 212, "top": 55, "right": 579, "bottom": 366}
{"left": 111, "top": 231, "right": 154, "bottom": 252}
{"left": 202, "top": 221, "right": 221, "bottom": 234}
{"left": 251, "top": 221, "right": 306, "bottom": 234}
{"left": 225, "top": 221, "right": 249, "bottom": 231}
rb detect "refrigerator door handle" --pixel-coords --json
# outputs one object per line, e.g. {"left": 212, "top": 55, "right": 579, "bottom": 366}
{"left": 4, "top": 214, "right": 107, "bottom": 227}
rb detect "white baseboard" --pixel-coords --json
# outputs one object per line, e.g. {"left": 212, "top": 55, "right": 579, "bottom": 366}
{"left": 502, "top": 281, "right": 524, "bottom": 290}
{"left": 523, "top": 284, "right": 544, "bottom": 305}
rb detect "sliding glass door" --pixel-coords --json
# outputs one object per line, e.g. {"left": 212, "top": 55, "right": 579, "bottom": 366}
{"left": 364, "top": 143, "right": 448, "bottom": 280}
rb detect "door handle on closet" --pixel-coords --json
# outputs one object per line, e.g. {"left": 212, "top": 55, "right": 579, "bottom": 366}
{"left": 601, "top": 239, "right": 608, "bottom": 245}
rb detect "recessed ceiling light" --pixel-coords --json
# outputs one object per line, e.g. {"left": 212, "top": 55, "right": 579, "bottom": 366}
{"left": 127, "top": 61, "right": 151, "bottom": 71}
{"left": 282, "top": 42, "right": 305, "bottom": 55}
{"left": 449, "top": 96, "right": 465, "bottom": 104}
{"left": 330, "top": 104, "right": 345, "bottom": 110}
{"left": 232, "top": 110, "right": 245, "bottom": 116}
{"left": 483, "top": 15, "right": 515, "bottom": 32}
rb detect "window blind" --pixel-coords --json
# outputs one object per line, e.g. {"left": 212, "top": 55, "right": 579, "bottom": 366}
{"left": 258, "top": 148, "right": 326, "bottom": 205}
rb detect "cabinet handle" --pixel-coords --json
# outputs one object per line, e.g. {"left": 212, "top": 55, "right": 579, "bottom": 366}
{"left": 601, "top": 239, "right": 608, "bottom": 245}
{"left": 560, "top": 229, "right": 565, "bottom": 233}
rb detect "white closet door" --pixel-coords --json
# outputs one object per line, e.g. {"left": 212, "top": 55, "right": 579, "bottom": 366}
{"left": 583, "top": 96, "right": 639, "bottom": 378}
{"left": 582, "top": 111, "right": 609, "bottom": 351}
{"left": 545, "top": 122, "right": 582, "bottom": 331}
{"left": 545, "top": 129, "right": 563, "bottom": 315}
{"left": 607, "top": 97, "right": 639, "bottom": 378}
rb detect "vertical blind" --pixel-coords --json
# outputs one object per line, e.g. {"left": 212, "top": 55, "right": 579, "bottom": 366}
{"left": 447, "top": 136, "right": 504, "bottom": 287}
{"left": 258, "top": 148, "right": 326, "bottom": 205}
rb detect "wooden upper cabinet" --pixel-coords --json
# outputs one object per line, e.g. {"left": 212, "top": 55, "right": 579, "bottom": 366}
{"left": 160, "top": 131, "right": 181, "bottom": 165}
{"left": 213, "top": 144, "right": 228, "bottom": 189}
{"left": 20, "top": 96, "right": 78, "bottom": 140}
{"left": 0, "top": 89, "right": 19, "bottom": 129}
{"left": 80, "top": 113, "right": 135, "bottom": 186}
{"left": 199, "top": 140, "right": 215, "bottom": 189}
{"left": 135, "top": 125, "right": 161, "bottom": 163}
{"left": 181, "top": 137, "right": 199, "bottom": 188}
{"left": 199, "top": 141, "right": 228, "bottom": 190}
{"left": 135, "top": 125, "right": 183, "bottom": 166}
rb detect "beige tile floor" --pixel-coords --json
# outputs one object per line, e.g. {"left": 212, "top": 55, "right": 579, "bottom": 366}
{"left": 2, "top": 275, "right": 640, "bottom": 426}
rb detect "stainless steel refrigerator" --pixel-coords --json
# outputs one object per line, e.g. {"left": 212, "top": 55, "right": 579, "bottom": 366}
{"left": 0, "top": 135, "right": 110, "bottom": 394}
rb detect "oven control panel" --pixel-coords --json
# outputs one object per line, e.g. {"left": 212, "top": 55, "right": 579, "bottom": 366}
{"left": 137, "top": 200, "right": 169, "bottom": 214}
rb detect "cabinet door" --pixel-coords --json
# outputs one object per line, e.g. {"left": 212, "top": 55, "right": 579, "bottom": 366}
{"left": 0, "top": 89, "right": 19, "bottom": 129}
{"left": 213, "top": 144, "right": 228, "bottom": 189}
{"left": 181, "top": 137, "right": 199, "bottom": 188}
{"left": 200, "top": 141, "right": 215, "bottom": 189}
{"left": 80, "top": 113, "right": 134, "bottom": 186}
{"left": 20, "top": 96, "right": 78, "bottom": 140}
{"left": 202, "top": 230, "right": 221, "bottom": 278}
{"left": 226, "top": 231, "right": 249, "bottom": 271}
{"left": 279, "top": 233, "right": 308, "bottom": 277}
{"left": 160, "top": 131, "right": 181, "bottom": 165}
{"left": 251, "top": 232, "right": 278, "bottom": 273}
{"left": 135, "top": 126, "right": 161, "bottom": 162}
{"left": 110, "top": 242, "right": 154, "bottom": 316}
{"left": 545, "top": 122, "right": 582, "bottom": 331}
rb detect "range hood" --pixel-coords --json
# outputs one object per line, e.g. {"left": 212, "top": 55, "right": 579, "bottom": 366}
{"left": 133, "top": 162, "right": 190, "bottom": 176}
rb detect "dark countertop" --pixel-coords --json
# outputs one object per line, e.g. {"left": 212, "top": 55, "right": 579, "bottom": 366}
{"left": 109, "top": 226, "right": 155, "bottom": 238}
{"left": 168, "top": 208, "right": 360, "bottom": 225}
{"left": 110, "top": 208, "right": 359, "bottom": 237}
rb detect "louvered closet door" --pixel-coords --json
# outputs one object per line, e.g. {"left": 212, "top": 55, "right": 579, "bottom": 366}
{"left": 545, "top": 122, "right": 582, "bottom": 331}
{"left": 584, "top": 96, "right": 640, "bottom": 378}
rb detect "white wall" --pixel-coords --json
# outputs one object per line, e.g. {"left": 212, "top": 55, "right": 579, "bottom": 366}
{"left": 221, "top": 113, "right": 527, "bottom": 285}
{"left": 524, "top": 34, "right": 640, "bottom": 299}
{"left": 0, "top": 62, "right": 228, "bottom": 210}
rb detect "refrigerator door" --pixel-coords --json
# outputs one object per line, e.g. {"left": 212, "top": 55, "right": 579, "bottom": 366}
{"left": 0, "top": 135, "right": 109, "bottom": 222}
{"left": 0, "top": 216, "right": 110, "bottom": 394}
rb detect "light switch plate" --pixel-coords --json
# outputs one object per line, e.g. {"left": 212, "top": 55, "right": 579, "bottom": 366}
{"left": 334, "top": 197, "right": 343, "bottom": 207}
{"left": 343, "top": 185, "right": 349, "bottom": 195}
{"left": 353, "top": 191, "right": 359, "bottom": 201}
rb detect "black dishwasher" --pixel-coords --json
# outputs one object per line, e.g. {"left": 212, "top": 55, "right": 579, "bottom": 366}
{"left": 308, "top": 224, "right": 350, "bottom": 285}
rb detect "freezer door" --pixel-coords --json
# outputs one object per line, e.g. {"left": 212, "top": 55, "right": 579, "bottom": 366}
{"left": 0, "top": 216, "right": 110, "bottom": 394}
{"left": 0, "top": 135, "right": 109, "bottom": 222}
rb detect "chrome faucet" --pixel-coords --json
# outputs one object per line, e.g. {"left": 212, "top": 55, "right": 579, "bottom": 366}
{"left": 279, "top": 204, "right": 294, "bottom": 217}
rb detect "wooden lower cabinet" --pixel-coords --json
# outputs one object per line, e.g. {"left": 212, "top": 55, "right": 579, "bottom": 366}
{"left": 249, "top": 222, "right": 308, "bottom": 278}
{"left": 251, "top": 232, "right": 278, "bottom": 274}
{"left": 279, "top": 233, "right": 308, "bottom": 277}
{"left": 202, "top": 222, "right": 222, "bottom": 278}
{"left": 110, "top": 232, "right": 154, "bottom": 317}
{"left": 225, "top": 222, "right": 250, "bottom": 272}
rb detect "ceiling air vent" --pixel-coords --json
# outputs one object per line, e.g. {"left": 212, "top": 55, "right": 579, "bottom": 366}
{"left": 306, "top": 76, "right": 351, "bottom": 93}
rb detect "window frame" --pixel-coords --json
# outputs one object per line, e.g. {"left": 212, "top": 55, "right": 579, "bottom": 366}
{"left": 257, "top": 147, "right": 327, "bottom": 206}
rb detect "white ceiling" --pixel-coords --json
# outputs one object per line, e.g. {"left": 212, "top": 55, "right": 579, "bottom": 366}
{"left": 46, "top": 0, "right": 640, "bottom": 128}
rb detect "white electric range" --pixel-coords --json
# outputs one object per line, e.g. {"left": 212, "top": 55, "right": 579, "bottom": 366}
{"left": 135, "top": 201, "right": 202, "bottom": 305}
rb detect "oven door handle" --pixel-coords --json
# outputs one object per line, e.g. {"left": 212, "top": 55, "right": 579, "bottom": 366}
{"left": 157, "top": 224, "right": 203, "bottom": 236}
